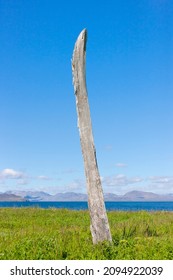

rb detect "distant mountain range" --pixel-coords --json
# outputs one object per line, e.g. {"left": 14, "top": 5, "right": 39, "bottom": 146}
{"left": 0, "top": 193, "right": 26, "bottom": 202}
{"left": 1, "top": 190, "right": 173, "bottom": 202}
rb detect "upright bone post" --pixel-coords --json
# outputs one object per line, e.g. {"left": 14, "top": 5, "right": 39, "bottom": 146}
{"left": 72, "top": 29, "right": 112, "bottom": 244}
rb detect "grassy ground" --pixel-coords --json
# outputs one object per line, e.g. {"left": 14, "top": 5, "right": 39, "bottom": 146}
{"left": 0, "top": 208, "right": 173, "bottom": 260}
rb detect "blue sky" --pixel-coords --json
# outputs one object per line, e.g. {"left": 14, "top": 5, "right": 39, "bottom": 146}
{"left": 0, "top": 0, "right": 173, "bottom": 195}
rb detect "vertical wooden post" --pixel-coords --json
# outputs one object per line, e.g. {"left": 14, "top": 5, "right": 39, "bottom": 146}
{"left": 72, "top": 29, "right": 112, "bottom": 244}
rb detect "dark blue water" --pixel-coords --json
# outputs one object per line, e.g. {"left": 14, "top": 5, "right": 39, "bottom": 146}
{"left": 0, "top": 201, "right": 173, "bottom": 211}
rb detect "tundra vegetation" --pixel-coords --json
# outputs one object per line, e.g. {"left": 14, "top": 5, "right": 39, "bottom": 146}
{"left": 0, "top": 208, "right": 173, "bottom": 260}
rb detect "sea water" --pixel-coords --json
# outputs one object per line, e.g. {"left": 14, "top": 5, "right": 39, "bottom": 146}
{"left": 0, "top": 201, "right": 173, "bottom": 211}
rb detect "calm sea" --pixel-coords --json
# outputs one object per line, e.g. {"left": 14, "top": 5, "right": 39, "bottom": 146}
{"left": 0, "top": 201, "right": 173, "bottom": 211}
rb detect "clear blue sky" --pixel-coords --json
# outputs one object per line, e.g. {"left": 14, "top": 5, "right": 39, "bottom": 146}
{"left": 0, "top": 0, "right": 173, "bottom": 195}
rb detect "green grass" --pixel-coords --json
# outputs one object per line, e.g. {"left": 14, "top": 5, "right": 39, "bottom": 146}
{"left": 0, "top": 208, "right": 173, "bottom": 259}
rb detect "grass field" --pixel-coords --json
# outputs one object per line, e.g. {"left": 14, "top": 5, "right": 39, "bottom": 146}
{"left": 0, "top": 208, "right": 173, "bottom": 260}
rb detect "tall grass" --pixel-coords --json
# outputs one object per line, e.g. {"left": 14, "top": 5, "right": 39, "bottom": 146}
{"left": 0, "top": 208, "right": 173, "bottom": 259}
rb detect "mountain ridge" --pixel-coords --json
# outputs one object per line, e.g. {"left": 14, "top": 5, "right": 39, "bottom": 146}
{"left": 1, "top": 190, "right": 173, "bottom": 201}
{"left": 0, "top": 193, "right": 27, "bottom": 202}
